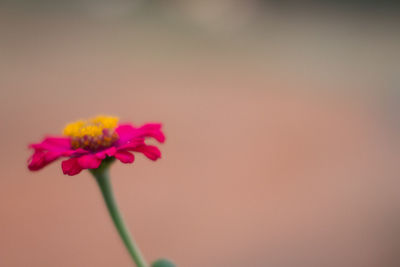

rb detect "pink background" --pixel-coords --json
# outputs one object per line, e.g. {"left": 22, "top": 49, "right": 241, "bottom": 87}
{"left": 1, "top": 3, "right": 399, "bottom": 267}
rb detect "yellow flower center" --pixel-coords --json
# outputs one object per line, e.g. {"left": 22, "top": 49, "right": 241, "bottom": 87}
{"left": 63, "top": 115, "right": 119, "bottom": 150}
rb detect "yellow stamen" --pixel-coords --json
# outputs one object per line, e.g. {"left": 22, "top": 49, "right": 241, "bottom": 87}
{"left": 63, "top": 115, "right": 119, "bottom": 150}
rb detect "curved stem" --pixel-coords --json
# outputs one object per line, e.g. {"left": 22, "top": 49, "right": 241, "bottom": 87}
{"left": 91, "top": 168, "right": 148, "bottom": 267}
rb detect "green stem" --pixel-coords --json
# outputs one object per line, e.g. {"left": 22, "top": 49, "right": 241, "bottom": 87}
{"left": 91, "top": 167, "right": 148, "bottom": 267}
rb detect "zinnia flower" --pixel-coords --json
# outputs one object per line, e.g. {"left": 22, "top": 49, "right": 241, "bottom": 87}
{"left": 28, "top": 115, "right": 165, "bottom": 175}
{"left": 27, "top": 115, "right": 174, "bottom": 267}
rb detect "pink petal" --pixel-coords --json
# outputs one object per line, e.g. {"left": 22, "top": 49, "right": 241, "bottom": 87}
{"left": 30, "top": 137, "right": 71, "bottom": 152}
{"left": 115, "top": 123, "right": 165, "bottom": 146}
{"left": 132, "top": 145, "right": 161, "bottom": 161}
{"left": 137, "top": 123, "right": 165, "bottom": 143}
{"left": 114, "top": 151, "right": 135, "bottom": 163}
{"left": 68, "top": 148, "right": 90, "bottom": 157}
{"left": 28, "top": 150, "right": 65, "bottom": 171}
{"left": 77, "top": 154, "right": 102, "bottom": 169}
{"left": 95, "top": 147, "right": 117, "bottom": 159}
{"left": 115, "top": 124, "right": 139, "bottom": 145}
{"left": 28, "top": 136, "right": 90, "bottom": 172}
{"left": 116, "top": 139, "right": 145, "bottom": 151}
{"left": 62, "top": 158, "right": 83, "bottom": 176}
{"left": 28, "top": 151, "right": 46, "bottom": 171}
{"left": 62, "top": 154, "right": 102, "bottom": 176}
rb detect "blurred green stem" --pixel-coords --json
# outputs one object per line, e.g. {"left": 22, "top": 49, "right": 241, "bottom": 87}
{"left": 90, "top": 165, "right": 148, "bottom": 267}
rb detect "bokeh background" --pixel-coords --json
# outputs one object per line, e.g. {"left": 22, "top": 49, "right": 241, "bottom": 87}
{"left": 0, "top": 1, "right": 399, "bottom": 267}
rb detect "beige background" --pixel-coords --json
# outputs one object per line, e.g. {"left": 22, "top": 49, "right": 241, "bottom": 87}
{"left": 1, "top": 3, "right": 399, "bottom": 267}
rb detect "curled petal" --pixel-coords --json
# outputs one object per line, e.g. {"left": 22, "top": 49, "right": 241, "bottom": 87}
{"left": 62, "top": 158, "right": 83, "bottom": 176}
{"left": 28, "top": 136, "right": 77, "bottom": 171}
{"left": 28, "top": 150, "right": 65, "bottom": 171}
{"left": 115, "top": 123, "right": 165, "bottom": 146}
{"left": 30, "top": 137, "right": 71, "bottom": 152}
{"left": 132, "top": 145, "right": 161, "bottom": 161}
{"left": 136, "top": 123, "right": 165, "bottom": 143}
{"left": 28, "top": 151, "right": 47, "bottom": 171}
{"left": 114, "top": 151, "right": 135, "bottom": 163}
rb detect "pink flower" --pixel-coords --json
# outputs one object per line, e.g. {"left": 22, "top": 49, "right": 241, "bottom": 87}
{"left": 28, "top": 116, "right": 165, "bottom": 176}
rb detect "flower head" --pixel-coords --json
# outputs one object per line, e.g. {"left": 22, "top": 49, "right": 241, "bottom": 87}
{"left": 28, "top": 115, "right": 165, "bottom": 176}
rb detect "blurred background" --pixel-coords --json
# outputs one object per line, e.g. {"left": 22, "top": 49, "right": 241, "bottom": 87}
{"left": 0, "top": 1, "right": 399, "bottom": 267}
